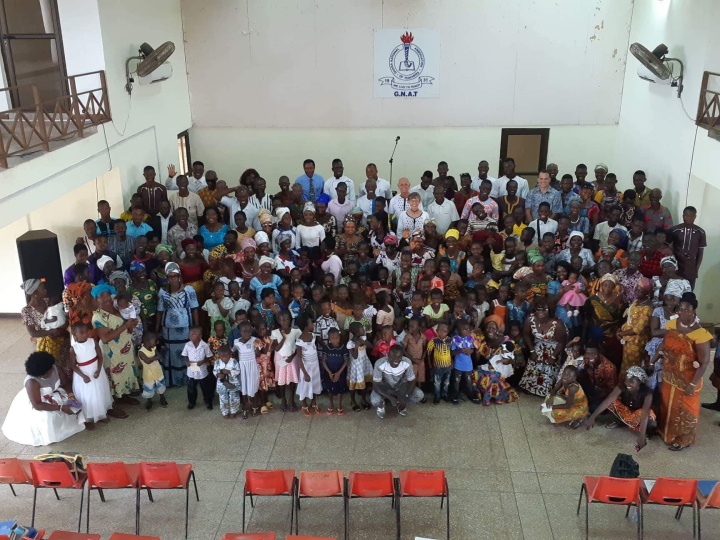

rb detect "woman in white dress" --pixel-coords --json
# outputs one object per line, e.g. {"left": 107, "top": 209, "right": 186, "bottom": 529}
{"left": 295, "top": 314, "right": 323, "bottom": 416}
{"left": 233, "top": 321, "right": 260, "bottom": 419}
{"left": 2, "top": 351, "right": 85, "bottom": 446}
{"left": 69, "top": 323, "right": 113, "bottom": 429}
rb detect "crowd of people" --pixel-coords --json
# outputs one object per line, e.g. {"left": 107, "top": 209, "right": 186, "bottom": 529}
{"left": 2, "top": 157, "right": 717, "bottom": 454}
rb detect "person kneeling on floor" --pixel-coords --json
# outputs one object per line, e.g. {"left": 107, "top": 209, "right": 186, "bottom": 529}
{"left": 371, "top": 345, "right": 424, "bottom": 419}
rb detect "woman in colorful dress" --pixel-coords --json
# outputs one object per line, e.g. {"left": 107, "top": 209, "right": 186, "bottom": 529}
{"left": 150, "top": 244, "right": 172, "bottom": 291}
{"left": 617, "top": 278, "right": 654, "bottom": 379}
{"left": 178, "top": 238, "right": 207, "bottom": 303}
{"left": 584, "top": 273, "right": 625, "bottom": 366}
{"left": 543, "top": 365, "right": 588, "bottom": 427}
{"left": 521, "top": 250, "right": 551, "bottom": 301}
{"left": 612, "top": 251, "right": 643, "bottom": 304}
{"left": 651, "top": 256, "right": 691, "bottom": 307}
{"left": 21, "top": 279, "right": 71, "bottom": 378}
{"left": 336, "top": 215, "right": 362, "bottom": 265}
{"left": 314, "top": 194, "right": 338, "bottom": 238}
{"left": 472, "top": 315, "right": 518, "bottom": 405}
{"left": 520, "top": 298, "right": 567, "bottom": 397}
{"left": 156, "top": 262, "right": 200, "bottom": 387}
{"left": 127, "top": 261, "right": 159, "bottom": 332}
{"left": 91, "top": 284, "right": 140, "bottom": 405}
{"left": 438, "top": 229, "right": 465, "bottom": 274}
{"left": 437, "top": 257, "right": 463, "bottom": 306}
{"left": 657, "top": 292, "right": 712, "bottom": 451}
{"left": 578, "top": 366, "right": 656, "bottom": 451}
{"left": 62, "top": 264, "right": 94, "bottom": 332}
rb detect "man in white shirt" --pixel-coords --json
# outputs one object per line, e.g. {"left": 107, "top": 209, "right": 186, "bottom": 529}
{"left": 248, "top": 177, "right": 273, "bottom": 212}
{"left": 214, "top": 181, "right": 260, "bottom": 230}
{"left": 389, "top": 177, "right": 422, "bottom": 217}
{"left": 356, "top": 179, "right": 378, "bottom": 226}
{"left": 494, "top": 157, "right": 529, "bottom": 198}
{"left": 359, "top": 163, "right": 392, "bottom": 199}
{"left": 528, "top": 202, "right": 558, "bottom": 241}
{"left": 167, "top": 175, "right": 205, "bottom": 226}
{"left": 327, "top": 181, "right": 353, "bottom": 229}
{"left": 427, "top": 184, "right": 459, "bottom": 235}
{"left": 471, "top": 160, "right": 498, "bottom": 192}
{"left": 324, "top": 158, "right": 356, "bottom": 203}
{"left": 411, "top": 171, "right": 435, "bottom": 208}
{"left": 592, "top": 205, "right": 627, "bottom": 250}
{"left": 166, "top": 161, "right": 207, "bottom": 193}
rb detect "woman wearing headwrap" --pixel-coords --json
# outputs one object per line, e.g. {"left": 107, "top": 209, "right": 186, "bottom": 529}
{"left": 272, "top": 207, "right": 298, "bottom": 254}
{"left": 274, "top": 230, "right": 298, "bottom": 277}
{"left": 556, "top": 231, "right": 595, "bottom": 271}
{"left": 178, "top": 238, "right": 207, "bottom": 304}
{"left": 438, "top": 229, "right": 465, "bottom": 274}
{"left": 595, "top": 228, "right": 628, "bottom": 269}
{"left": 150, "top": 244, "right": 173, "bottom": 290}
{"left": 62, "top": 264, "right": 95, "bottom": 335}
{"left": 583, "top": 273, "right": 625, "bottom": 366}
{"left": 313, "top": 194, "right": 338, "bottom": 238}
{"left": 95, "top": 254, "right": 115, "bottom": 281}
{"left": 617, "top": 277, "right": 654, "bottom": 379}
{"left": 656, "top": 292, "right": 712, "bottom": 451}
{"left": 21, "top": 278, "right": 71, "bottom": 378}
{"left": 422, "top": 219, "right": 442, "bottom": 252}
{"left": 239, "top": 238, "right": 259, "bottom": 281}
{"left": 91, "top": 283, "right": 140, "bottom": 404}
{"left": 336, "top": 215, "right": 362, "bottom": 264}
{"left": 155, "top": 262, "right": 199, "bottom": 387}
{"left": 566, "top": 198, "right": 590, "bottom": 236}
{"left": 127, "top": 260, "right": 159, "bottom": 330}
{"left": 254, "top": 230, "right": 272, "bottom": 258}
{"left": 651, "top": 256, "right": 691, "bottom": 308}
{"left": 521, "top": 249, "right": 551, "bottom": 300}
{"left": 409, "top": 229, "right": 434, "bottom": 265}
{"left": 578, "top": 365, "right": 656, "bottom": 451}
{"left": 471, "top": 316, "right": 519, "bottom": 405}
{"left": 296, "top": 201, "right": 326, "bottom": 263}
{"left": 249, "top": 256, "right": 283, "bottom": 303}
{"left": 520, "top": 297, "right": 567, "bottom": 397}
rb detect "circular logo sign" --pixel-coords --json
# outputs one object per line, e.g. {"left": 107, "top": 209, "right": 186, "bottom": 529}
{"left": 388, "top": 43, "right": 425, "bottom": 81}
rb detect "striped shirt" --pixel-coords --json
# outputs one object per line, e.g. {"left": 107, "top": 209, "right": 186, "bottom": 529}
{"left": 427, "top": 337, "right": 452, "bottom": 369}
{"left": 249, "top": 193, "right": 273, "bottom": 213}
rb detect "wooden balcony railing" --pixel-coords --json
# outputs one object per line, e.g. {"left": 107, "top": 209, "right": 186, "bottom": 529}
{"left": 696, "top": 71, "right": 720, "bottom": 134}
{"left": 0, "top": 70, "right": 111, "bottom": 169}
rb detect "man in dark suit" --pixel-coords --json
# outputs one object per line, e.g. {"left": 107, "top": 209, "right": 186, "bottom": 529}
{"left": 148, "top": 199, "right": 176, "bottom": 245}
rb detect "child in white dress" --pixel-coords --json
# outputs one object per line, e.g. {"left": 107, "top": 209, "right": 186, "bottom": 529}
{"left": 41, "top": 296, "right": 66, "bottom": 330}
{"left": 69, "top": 323, "right": 113, "bottom": 429}
{"left": 347, "top": 321, "right": 374, "bottom": 412}
{"left": 295, "top": 314, "right": 323, "bottom": 416}
{"left": 233, "top": 321, "right": 260, "bottom": 419}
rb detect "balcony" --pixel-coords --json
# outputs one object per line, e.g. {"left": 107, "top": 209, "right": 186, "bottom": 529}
{"left": 0, "top": 70, "right": 111, "bottom": 169}
{"left": 696, "top": 71, "right": 720, "bottom": 139}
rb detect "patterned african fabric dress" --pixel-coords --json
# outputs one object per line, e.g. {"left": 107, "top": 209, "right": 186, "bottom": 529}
{"left": 658, "top": 320, "right": 712, "bottom": 447}
{"left": 253, "top": 336, "right": 276, "bottom": 391}
{"left": 519, "top": 314, "right": 562, "bottom": 397}
{"left": 619, "top": 300, "right": 653, "bottom": 379}
{"left": 91, "top": 309, "right": 140, "bottom": 398}
{"left": 157, "top": 285, "right": 199, "bottom": 387}
{"left": 21, "top": 302, "right": 71, "bottom": 378}
{"left": 127, "top": 279, "right": 158, "bottom": 320}
{"left": 543, "top": 382, "right": 588, "bottom": 424}
{"left": 471, "top": 332, "right": 518, "bottom": 405}
{"left": 62, "top": 281, "right": 95, "bottom": 337}
{"left": 607, "top": 385, "right": 657, "bottom": 432}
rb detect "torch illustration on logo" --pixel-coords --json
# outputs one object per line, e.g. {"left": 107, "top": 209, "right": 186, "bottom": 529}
{"left": 378, "top": 30, "right": 435, "bottom": 93}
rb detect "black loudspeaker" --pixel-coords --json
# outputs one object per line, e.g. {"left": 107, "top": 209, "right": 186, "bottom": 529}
{"left": 16, "top": 230, "right": 64, "bottom": 300}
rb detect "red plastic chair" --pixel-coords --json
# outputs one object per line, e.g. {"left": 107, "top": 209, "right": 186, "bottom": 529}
{"left": 107, "top": 534, "right": 161, "bottom": 540}
{"left": 346, "top": 471, "right": 398, "bottom": 540}
{"left": 398, "top": 470, "right": 450, "bottom": 540}
{"left": 220, "top": 534, "right": 276, "bottom": 540}
{"left": 641, "top": 477, "right": 699, "bottom": 538}
{"left": 85, "top": 462, "right": 140, "bottom": 533}
{"left": 696, "top": 481, "right": 720, "bottom": 540}
{"left": 0, "top": 457, "right": 33, "bottom": 496}
{"left": 47, "top": 532, "right": 100, "bottom": 540}
{"left": 242, "top": 469, "right": 296, "bottom": 534}
{"left": 294, "top": 470, "right": 345, "bottom": 535}
{"left": 137, "top": 462, "right": 198, "bottom": 539}
{"left": 576, "top": 476, "right": 642, "bottom": 540}
{"left": 29, "top": 461, "right": 87, "bottom": 532}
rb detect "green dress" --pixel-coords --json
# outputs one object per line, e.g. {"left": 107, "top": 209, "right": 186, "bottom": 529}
{"left": 128, "top": 279, "right": 158, "bottom": 318}
{"left": 92, "top": 309, "right": 140, "bottom": 399}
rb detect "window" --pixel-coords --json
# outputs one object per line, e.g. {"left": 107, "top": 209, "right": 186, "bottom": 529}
{"left": 499, "top": 128, "right": 550, "bottom": 188}
{"left": 177, "top": 130, "right": 191, "bottom": 175}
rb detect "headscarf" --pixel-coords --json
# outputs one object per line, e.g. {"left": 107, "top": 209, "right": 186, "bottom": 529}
{"left": 625, "top": 366, "right": 648, "bottom": 385}
{"left": 241, "top": 238, "right": 256, "bottom": 251}
{"left": 351, "top": 207, "right": 364, "bottom": 216}
{"left": 527, "top": 249, "right": 543, "bottom": 265}
{"left": 109, "top": 271, "right": 129, "bottom": 286}
{"left": 155, "top": 244, "right": 173, "bottom": 255}
{"left": 610, "top": 228, "right": 628, "bottom": 250}
{"left": 484, "top": 314, "right": 506, "bottom": 333}
{"left": 637, "top": 277, "right": 653, "bottom": 292}
{"left": 315, "top": 193, "right": 331, "bottom": 206}
{"left": 444, "top": 229, "right": 460, "bottom": 241}
{"left": 165, "top": 262, "right": 181, "bottom": 275}
{"left": 181, "top": 238, "right": 197, "bottom": 251}
{"left": 129, "top": 260, "right": 146, "bottom": 274}
{"left": 568, "top": 230, "right": 584, "bottom": 242}
{"left": 569, "top": 198, "right": 583, "bottom": 209}
{"left": 258, "top": 255, "right": 275, "bottom": 269}
{"left": 600, "top": 245, "right": 618, "bottom": 256}
{"left": 96, "top": 255, "right": 113, "bottom": 271}
{"left": 383, "top": 235, "right": 399, "bottom": 245}
{"left": 599, "top": 273, "right": 618, "bottom": 285}
{"left": 275, "top": 207, "right": 290, "bottom": 221}
{"left": 660, "top": 255, "right": 678, "bottom": 270}
{"left": 411, "top": 229, "right": 424, "bottom": 239}
{"left": 594, "top": 163, "right": 609, "bottom": 173}
{"left": 258, "top": 209, "right": 273, "bottom": 226}
{"left": 664, "top": 279, "right": 690, "bottom": 298}
{"left": 343, "top": 215, "right": 357, "bottom": 225}
{"left": 91, "top": 283, "right": 117, "bottom": 299}
{"left": 513, "top": 267, "right": 533, "bottom": 280}
{"left": 21, "top": 278, "right": 42, "bottom": 296}
{"left": 210, "top": 245, "right": 228, "bottom": 259}
{"left": 254, "top": 231, "right": 270, "bottom": 245}
{"left": 303, "top": 201, "right": 316, "bottom": 213}
{"left": 277, "top": 230, "right": 294, "bottom": 246}
{"left": 424, "top": 217, "right": 436, "bottom": 225}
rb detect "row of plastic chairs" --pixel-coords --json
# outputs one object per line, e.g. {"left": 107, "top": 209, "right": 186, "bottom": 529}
{"left": 0, "top": 458, "right": 198, "bottom": 539}
{"left": 242, "top": 469, "right": 450, "bottom": 540}
{"left": 577, "top": 475, "right": 720, "bottom": 539}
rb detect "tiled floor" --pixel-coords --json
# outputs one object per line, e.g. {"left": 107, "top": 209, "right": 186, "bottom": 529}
{"left": 1, "top": 318, "right": 720, "bottom": 539}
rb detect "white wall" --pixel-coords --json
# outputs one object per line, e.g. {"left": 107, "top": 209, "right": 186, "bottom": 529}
{"left": 182, "top": 0, "right": 633, "bottom": 128}
{"left": 614, "top": 0, "right": 720, "bottom": 321}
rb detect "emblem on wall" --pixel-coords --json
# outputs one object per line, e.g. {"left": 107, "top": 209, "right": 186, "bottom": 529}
{"left": 374, "top": 29, "right": 440, "bottom": 98}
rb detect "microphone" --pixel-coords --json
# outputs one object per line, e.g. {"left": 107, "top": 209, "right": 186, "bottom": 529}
{"left": 395, "top": 136, "right": 400, "bottom": 141}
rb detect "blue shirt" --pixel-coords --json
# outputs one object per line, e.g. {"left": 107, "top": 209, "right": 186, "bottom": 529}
{"left": 199, "top": 224, "right": 229, "bottom": 250}
{"left": 96, "top": 218, "right": 117, "bottom": 237}
{"left": 451, "top": 334, "right": 474, "bottom": 371}
{"left": 294, "top": 174, "right": 325, "bottom": 202}
{"left": 525, "top": 187, "right": 562, "bottom": 219}
{"left": 125, "top": 220, "right": 153, "bottom": 238}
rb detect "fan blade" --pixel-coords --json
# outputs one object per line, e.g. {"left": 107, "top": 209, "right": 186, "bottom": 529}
{"left": 136, "top": 41, "right": 176, "bottom": 77}
{"left": 630, "top": 42, "right": 671, "bottom": 80}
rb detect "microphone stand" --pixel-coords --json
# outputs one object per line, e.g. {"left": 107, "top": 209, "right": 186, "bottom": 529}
{"left": 388, "top": 137, "right": 400, "bottom": 189}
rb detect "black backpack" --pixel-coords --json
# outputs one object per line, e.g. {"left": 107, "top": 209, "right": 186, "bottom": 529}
{"left": 609, "top": 453, "right": 640, "bottom": 479}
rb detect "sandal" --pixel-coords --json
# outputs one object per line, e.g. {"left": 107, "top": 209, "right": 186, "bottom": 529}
{"left": 279, "top": 404, "right": 288, "bottom": 412}
{"left": 242, "top": 410, "right": 248, "bottom": 420}
{"left": 313, "top": 405, "right": 323, "bottom": 415}
{"left": 362, "top": 402, "right": 371, "bottom": 410}
{"left": 337, "top": 408, "right": 345, "bottom": 416}
{"left": 352, "top": 404, "right": 361, "bottom": 412}
{"left": 260, "top": 406, "right": 269, "bottom": 414}
{"left": 605, "top": 422, "right": 619, "bottom": 429}
{"left": 568, "top": 419, "right": 583, "bottom": 429}
{"left": 302, "top": 406, "right": 312, "bottom": 417}
{"left": 265, "top": 401, "right": 274, "bottom": 409}
{"left": 326, "top": 408, "right": 334, "bottom": 415}
{"left": 252, "top": 407, "right": 258, "bottom": 417}
{"left": 668, "top": 443, "right": 688, "bottom": 452}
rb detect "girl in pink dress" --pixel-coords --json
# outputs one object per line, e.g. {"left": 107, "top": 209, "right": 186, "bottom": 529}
{"left": 558, "top": 270, "right": 587, "bottom": 327}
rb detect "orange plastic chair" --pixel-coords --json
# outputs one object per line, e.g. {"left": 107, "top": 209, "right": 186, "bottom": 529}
{"left": 220, "top": 534, "right": 276, "bottom": 540}
{"left": 137, "top": 462, "right": 198, "bottom": 539}
{"left": 576, "top": 476, "right": 641, "bottom": 540}
{"left": 85, "top": 462, "right": 140, "bottom": 533}
{"left": 107, "top": 534, "right": 161, "bottom": 540}
{"left": 47, "top": 532, "right": 100, "bottom": 540}
{"left": 0, "top": 457, "right": 33, "bottom": 496}
{"left": 286, "top": 536, "right": 337, "bottom": 540}
{"left": 29, "top": 461, "right": 88, "bottom": 532}
{"left": 242, "top": 469, "right": 296, "bottom": 534}
{"left": 294, "top": 470, "right": 345, "bottom": 535}
{"left": 398, "top": 470, "right": 450, "bottom": 540}
{"left": 346, "top": 471, "right": 398, "bottom": 540}
{"left": 696, "top": 481, "right": 720, "bottom": 540}
{"left": 641, "top": 477, "right": 699, "bottom": 538}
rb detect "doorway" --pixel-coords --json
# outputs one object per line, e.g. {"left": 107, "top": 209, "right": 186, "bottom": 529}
{"left": 499, "top": 128, "right": 550, "bottom": 188}
{"left": 177, "top": 130, "right": 192, "bottom": 175}
{"left": 0, "top": 0, "right": 68, "bottom": 110}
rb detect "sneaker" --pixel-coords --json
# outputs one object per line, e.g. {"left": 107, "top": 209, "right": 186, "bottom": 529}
{"left": 451, "top": 398, "right": 460, "bottom": 405}
{"left": 397, "top": 405, "right": 408, "bottom": 417}
{"left": 376, "top": 407, "right": 385, "bottom": 419}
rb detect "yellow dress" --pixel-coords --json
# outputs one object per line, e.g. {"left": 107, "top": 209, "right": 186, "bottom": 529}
{"left": 619, "top": 301, "right": 653, "bottom": 379}
{"left": 544, "top": 383, "right": 588, "bottom": 424}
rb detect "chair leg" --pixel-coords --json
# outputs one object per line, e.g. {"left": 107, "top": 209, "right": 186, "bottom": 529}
{"left": 637, "top": 504, "right": 641, "bottom": 540}
{"left": 146, "top": 487, "right": 154, "bottom": 502}
{"left": 53, "top": 487, "right": 60, "bottom": 500}
{"left": 242, "top": 488, "right": 246, "bottom": 533}
{"left": 446, "top": 487, "right": 451, "bottom": 540}
{"left": 9, "top": 484, "right": 16, "bottom": 497}
{"left": 86, "top": 486, "right": 91, "bottom": 533}
{"left": 676, "top": 506, "right": 684, "bottom": 519}
{"left": 626, "top": 504, "right": 632, "bottom": 518}
{"left": 294, "top": 495, "right": 300, "bottom": 535}
{"left": 185, "top": 484, "right": 190, "bottom": 539}
{"left": 97, "top": 487, "right": 106, "bottom": 502}
{"left": 77, "top": 486, "right": 85, "bottom": 532}
{"left": 191, "top": 470, "right": 199, "bottom": 501}
{"left": 395, "top": 492, "right": 401, "bottom": 540}
{"left": 585, "top": 498, "right": 589, "bottom": 540}
{"left": 692, "top": 505, "right": 696, "bottom": 539}
{"left": 698, "top": 505, "right": 702, "bottom": 540}
{"left": 135, "top": 487, "right": 141, "bottom": 535}
{"left": 576, "top": 484, "right": 585, "bottom": 515}
{"left": 289, "top": 493, "right": 294, "bottom": 535}
{"left": 31, "top": 487, "right": 37, "bottom": 527}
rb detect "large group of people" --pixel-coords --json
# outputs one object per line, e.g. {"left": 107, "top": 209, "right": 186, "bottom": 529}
{"left": 2, "top": 156, "right": 716, "bottom": 455}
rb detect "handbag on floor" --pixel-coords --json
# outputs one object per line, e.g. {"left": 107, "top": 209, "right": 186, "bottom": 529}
{"left": 609, "top": 452, "right": 639, "bottom": 479}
